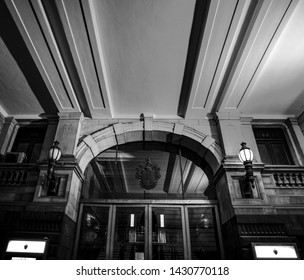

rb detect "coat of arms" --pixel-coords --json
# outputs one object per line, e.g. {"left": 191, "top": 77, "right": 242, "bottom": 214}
{"left": 135, "top": 159, "right": 161, "bottom": 190}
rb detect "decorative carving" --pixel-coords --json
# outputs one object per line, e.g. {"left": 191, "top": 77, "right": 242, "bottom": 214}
{"left": 135, "top": 159, "right": 161, "bottom": 190}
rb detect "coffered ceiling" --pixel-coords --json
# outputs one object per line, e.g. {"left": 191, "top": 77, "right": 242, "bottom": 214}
{"left": 1, "top": 0, "right": 304, "bottom": 120}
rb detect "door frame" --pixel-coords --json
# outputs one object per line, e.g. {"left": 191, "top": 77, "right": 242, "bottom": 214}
{"left": 73, "top": 199, "right": 224, "bottom": 259}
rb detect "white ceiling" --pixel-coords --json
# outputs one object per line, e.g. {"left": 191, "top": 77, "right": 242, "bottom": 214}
{"left": 93, "top": 0, "right": 196, "bottom": 118}
{"left": 241, "top": 0, "right": 304, "bottom": 116}
{"left": 1, "top": 0, "right": 304, "bottom": 120}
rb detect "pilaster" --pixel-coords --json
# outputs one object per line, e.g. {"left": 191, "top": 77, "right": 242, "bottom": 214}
{"left": 54, "top": 112, "right": 84, "bottom": 157}
{"left": 215, "top": 112, "right": 243, "bottom": 158}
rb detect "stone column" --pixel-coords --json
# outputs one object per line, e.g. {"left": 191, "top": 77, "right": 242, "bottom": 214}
{"left": 59, "top": 164, "right": 84, "bottom": 259}
{"left": 55, "top": 112, "right": 84, "bottom": 258}
{"left": 0, "top": 117, "right": 17, "bottom": 156}
{"left": 215, "top": 112, "right": 267, "bottom": 259}
{"left": 215, "top": 113, "right": 261, "bottom": 162}
{"left": 215, "top": 112, "right": 243, "bottom": 159}
{"left": 32, "top": 113, "right": 85, "bottom": 258}
{"left": 54, "top": 112, "right": 84, "bottom": 158}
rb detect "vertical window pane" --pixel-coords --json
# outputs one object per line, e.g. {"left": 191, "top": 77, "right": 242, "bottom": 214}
{"left": 152, "top": 207, "right": 184, "bottom": 260}
{"left": 188, "top": 207, "right": 220, "bottom": 259}
{"left": 30, "top": 143, "right": 42, "bottom": 163}
{"left": 257, "top": 143, "right": 273, "bottom": 164}
{"left": 77, "top": 206, "right": 109, "bottom": 260}
{"left": 271, "top": 143, "right": 291, "bottom": 165}
{"left": 113, "top": 207, "right": 146, "bottom": 260}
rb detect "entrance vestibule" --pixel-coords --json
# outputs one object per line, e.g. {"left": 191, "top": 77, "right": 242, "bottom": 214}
{"left": 74, "top": 141, "right": 224, "bottom": 259}
{"left": 75, "top": 202, "right": 223, "bottom": 260}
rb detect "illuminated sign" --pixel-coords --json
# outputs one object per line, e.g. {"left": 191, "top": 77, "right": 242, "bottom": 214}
{"left": 11, "top": 257, "right": 36, "bottom": 260}
{"left": 252, "top": 243, "right": 299, "bottom": 259}
{"left": 6, "top": 240, "right": 47, "bottom": 254}
{"left": 4, "top": 238, "right": 49, "bottom": 259}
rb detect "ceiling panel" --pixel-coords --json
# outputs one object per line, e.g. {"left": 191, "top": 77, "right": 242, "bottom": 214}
{"left": 240, "top": 0, "right": 304, "bottom": 117}
{"left": 93, "top": 0, "right": 196, "bottom": 118}
{"left": 1, "top": 0, "right": 304, "bottom": 120}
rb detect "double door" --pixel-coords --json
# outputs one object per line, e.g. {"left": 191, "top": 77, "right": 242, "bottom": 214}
{"left": 75, "top": 202, "right": 224, "bottom": 260}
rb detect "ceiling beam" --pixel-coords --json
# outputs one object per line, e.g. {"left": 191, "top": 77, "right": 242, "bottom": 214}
{"left": 177, "top": 0, "right": 211, "bottom": 118}
{"left": 4, "top": 0, "right": 81, "bottom": 114}
{"left": 181, "top": 0, "right": 246, "bottom": 118}
{"left": 80, "top": 0, "right": 113, "bottom": 118}
{"left": 1, "top": 0, "right": 58, "bottom": 115}
{"left": 54, "top": 0, "right": 112, "bottom": 119}
{"left": 214, "top": 0, "right": 295, "bottom": 113}
{"left": 37, "top": 0, "right": 92, "bottom": 117}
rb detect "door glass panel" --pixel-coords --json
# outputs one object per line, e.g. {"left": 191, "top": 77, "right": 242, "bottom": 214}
{"left": 188, "top": 207, "right": 220, "bottom": 259}
{"left": 113, "top": 207, "right": 146, "bottom": 260}
{"left": 77, "top": 206, "right": 109, "bottom": 259}
{"left": 76, "top": 204, "right": 223, "bottom": 260}
{"left": 152, "top": 207, "right": 184, "bottom": 260}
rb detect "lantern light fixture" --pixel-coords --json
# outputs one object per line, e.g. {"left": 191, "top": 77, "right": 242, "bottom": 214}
{"left": 46, "top": 141, "right": 62, "bottom": 196}
{"left": 48, "top": 141, "right": 62, "bottom": 162}
{"left": 239, "top": 142, "right": 253, "bottom": 163}
{"left": 238, "top": 142, "right": 254, "bottom": 198}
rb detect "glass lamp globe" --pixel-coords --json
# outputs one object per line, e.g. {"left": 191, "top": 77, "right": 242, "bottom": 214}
{"left": 48, "top": 141, "right": 62, "bottom": 162}
{"left": 239, "top": 142, "right": 253, "bottom": 163}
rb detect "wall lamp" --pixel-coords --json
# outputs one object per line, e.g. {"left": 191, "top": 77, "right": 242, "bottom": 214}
{"left": 46, "top": 141, "right": 62, "bottom": 196}
{"left": 239, "top": 142, "right": 254, "bottom": 198}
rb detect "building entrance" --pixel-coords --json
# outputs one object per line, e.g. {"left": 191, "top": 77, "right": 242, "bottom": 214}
{"left": 75, "top": 202, "right": 224, "bottom": 260}
{"left": 75, "top": 141, "right": 223, "bottom": 259}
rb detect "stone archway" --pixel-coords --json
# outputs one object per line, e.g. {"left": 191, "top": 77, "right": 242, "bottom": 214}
{"left": 74, "top": 121, "right": 224, "bottom": 259}
{"left": 76, "top": 120, "right": 223, "bottom": 179}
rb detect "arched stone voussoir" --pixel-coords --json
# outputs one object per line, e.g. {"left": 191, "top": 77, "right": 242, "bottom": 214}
{"left": 82, "top": 135, "right": 99, "bottom": 157}
{"left": 92, "top": 126, "right": 116, "bottom": 143}
{"left": 76, "top": 120, "right": 223, "bottom": 175}
{"left": 77, "top": 147, "right": 95, "bottom": 173}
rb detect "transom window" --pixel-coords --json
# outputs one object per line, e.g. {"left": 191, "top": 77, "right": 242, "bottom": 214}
{"left": 82, "top": 142, "right": 213, "bottom": 200}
